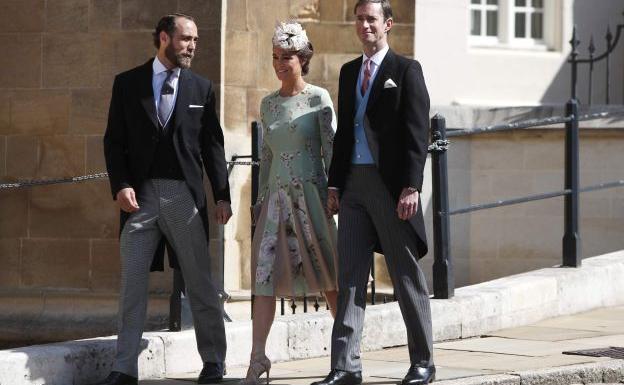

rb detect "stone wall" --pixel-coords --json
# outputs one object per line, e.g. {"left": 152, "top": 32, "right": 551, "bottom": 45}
{"left": 221, "top": 0, "right": 416, "bottom": 291}
{"left": 415, "top": 107, "right": 624, "bottom": 289}
{"left": 0, "top": 0, "right": 223, "bottom": 343}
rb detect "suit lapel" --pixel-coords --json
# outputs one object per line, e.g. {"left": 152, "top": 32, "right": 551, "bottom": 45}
{"left": 173, "top": 69, "right": 192, "bottom": 133}
{"left": 366, "top": 49, "right": 395, "bottom": 113}
{"left": 139, "top": 59, "right": 159, "bottom": 129}
{"left": 338, "top": 59, "right": 362, "bottom": 126}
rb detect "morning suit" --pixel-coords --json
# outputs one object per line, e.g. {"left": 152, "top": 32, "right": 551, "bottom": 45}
{"left": 103, "top": 57, "right": 230, "bottom": 377}
{"left": 328, "top": 48, "right": 433, "bottom": 370}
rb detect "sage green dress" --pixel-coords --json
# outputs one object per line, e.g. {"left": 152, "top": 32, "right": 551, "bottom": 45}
{"left": 251, "top": 84, "right": 338, "bottom": 297}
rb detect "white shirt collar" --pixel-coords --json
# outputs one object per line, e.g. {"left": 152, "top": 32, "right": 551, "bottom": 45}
{"left": 362, "top": 44, "right": 390, "bottom": 67}
{"left": 153, "top": 56, "right": 181, "bottom": 77}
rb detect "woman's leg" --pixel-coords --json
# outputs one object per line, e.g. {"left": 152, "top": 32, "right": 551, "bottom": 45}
{"left": 323, "top": 290, "right": 338, "bottom": 318}
{"left": 239, "top": 295, "right": 275, "bottom": 384}
{"left": 250, "top": 295, "right": 276, "bottom": 356}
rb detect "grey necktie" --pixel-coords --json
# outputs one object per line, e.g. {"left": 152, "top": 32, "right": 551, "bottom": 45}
{"left": 158, "top": 69, "right": 175, "bottom": 127}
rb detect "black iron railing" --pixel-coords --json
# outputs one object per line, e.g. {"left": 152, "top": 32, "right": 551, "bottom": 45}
{"left": 569, "top": 17, "right": 624, "bottom": 104}
{"left": 429, "top": 15, "right": 624, "bottom": 299}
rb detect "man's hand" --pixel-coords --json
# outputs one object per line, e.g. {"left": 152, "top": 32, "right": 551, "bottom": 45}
{"left": 216, "top": 201, "right": 233, "bottom": 225}
{"left": 116, "top": 187, "right": 140, "bottom": 213}
{"left": 397, "top": 187, "right": 419, "bottom": 220}
{"left": 326, "top": 189, "right": 340, "bottom": 217}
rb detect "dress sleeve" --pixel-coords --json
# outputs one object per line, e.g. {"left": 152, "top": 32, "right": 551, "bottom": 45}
{"left": 257, "top": 105, "right": 273, "bottom": 205}
{"left": 318, "top": 90, "right": 337, "bottom": 176}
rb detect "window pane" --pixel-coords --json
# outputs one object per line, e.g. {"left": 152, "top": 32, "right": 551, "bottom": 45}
{"left": 515, "top": 0, "right": 526, "bottom": 6}
{"left": 515, "top": 13, "right": 526, "bottom": 37}
{"left": 471, "top": 0, "right": 481, "bottom": 4}
{"left": 486, "top": 0, "right": 498, "bottom": 5}
{"left": 471, "top": 10, "right": 482, "bottom": 35}
{"left": 486, "top": 10, "right": 498, "bottom": 36}
{"left": 532, "top": 0, "right": 543, "bottom": 8}
{"left": 531, "top": 12, "right": 543, "bottom": 38}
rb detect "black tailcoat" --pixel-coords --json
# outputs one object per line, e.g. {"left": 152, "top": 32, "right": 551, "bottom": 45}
{"left": 104, "top": 59, "right": 231, "bottom": 271}
{"left": 328, "top": 49, "right": 430, "bottom": 257}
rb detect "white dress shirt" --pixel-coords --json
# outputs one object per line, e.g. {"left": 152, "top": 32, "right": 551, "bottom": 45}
{"left": 358, "top": 44, "right": 389, "bottom": 91}
{"left": 152, "top": 56, "right": 181, "bottom": 127}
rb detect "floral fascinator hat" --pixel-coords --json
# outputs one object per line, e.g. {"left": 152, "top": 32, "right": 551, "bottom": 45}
{"left": 272, "top": 20, "right": 309, "bottom": 51}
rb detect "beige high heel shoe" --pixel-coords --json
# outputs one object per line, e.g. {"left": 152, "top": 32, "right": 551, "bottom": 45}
{"left": 239, "top": 353, "right": 271, "bottom": 385}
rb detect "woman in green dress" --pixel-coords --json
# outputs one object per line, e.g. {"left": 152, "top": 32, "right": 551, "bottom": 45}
{"left": 240, "top": 21, "right": 339, "bottom": 385}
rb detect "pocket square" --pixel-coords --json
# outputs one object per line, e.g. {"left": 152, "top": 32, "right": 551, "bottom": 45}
{"left": 383, "top": 79, "right": 397, "bottom": 88}
{"left": 188, "top": 104, "right": 204, "bottom": 108}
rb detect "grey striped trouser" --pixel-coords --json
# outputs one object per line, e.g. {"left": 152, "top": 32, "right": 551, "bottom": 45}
{"left": 113, "top": 179, "right": 226, "bottom": 378}
{"left": 331, "top": 166, "right": 433, "bottom": 371}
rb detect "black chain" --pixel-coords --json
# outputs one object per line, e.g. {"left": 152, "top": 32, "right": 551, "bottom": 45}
{"left": 0, "top": 161, "right": 259, "bottom": 190}
{"left": 428, "top": 139, "right": 450, "bottom": 153}
{"left": 227, "top": 161, "right": 260, "bottom": 167}
{"left": 0, "top": 173, "right": 109, "bottom": 189}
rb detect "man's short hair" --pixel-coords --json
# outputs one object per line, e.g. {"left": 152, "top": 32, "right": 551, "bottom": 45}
{"left": 353, "top": 0, "right": 393, "bottom": 21}
{"left": 153, "top": 13, "right": 195, "bottom": 49}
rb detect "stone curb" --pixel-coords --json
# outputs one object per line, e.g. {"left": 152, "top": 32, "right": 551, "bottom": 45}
{"left": 435, "top": 360, "right": 624, "bottom": 385}
{"left": 1, "top": 251, "right": 623, "bottom": 385}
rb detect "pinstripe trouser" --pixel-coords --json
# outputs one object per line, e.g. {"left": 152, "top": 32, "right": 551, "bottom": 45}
{"left": 113, "top": 179, "right": 226, "bottom": 378}
{"left": 331, "top": 166, "right": 433, "bottom": 371}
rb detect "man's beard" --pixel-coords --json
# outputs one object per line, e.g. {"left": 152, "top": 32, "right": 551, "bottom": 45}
{"left": 165, "top": 44, "right": 193, "bottom": 69}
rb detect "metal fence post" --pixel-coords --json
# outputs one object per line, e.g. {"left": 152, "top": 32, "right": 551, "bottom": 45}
{"left": 430, "top": 114, "right": 454, "bottom": 299}
{"left": 250, "top": 121, "right": 261, "bottom": 318}
{"left": 563, "top": 100, "right": 581, "bottom": 267}
{"left": 251, "top": 121, "right": 261, "bottom": 225}
{"left": 169, "top": 270, "right": 185, "bottom": 331}
{"left": 370, "top": 258, "right": 376, "bottom": 305}
{"left": 569, "top": 26, "right": 580, "bottom": 101}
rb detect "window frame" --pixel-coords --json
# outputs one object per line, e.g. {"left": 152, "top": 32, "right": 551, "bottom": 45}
{"left": 469, "top": 0, "right": 501, "bottom": 46}
{"left": 512, "top": 0, "right": 546, "bottom": 46}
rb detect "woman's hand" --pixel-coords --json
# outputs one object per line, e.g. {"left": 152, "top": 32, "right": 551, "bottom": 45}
{"left": 327, "top": 189, "right": 340, "bottom": 217}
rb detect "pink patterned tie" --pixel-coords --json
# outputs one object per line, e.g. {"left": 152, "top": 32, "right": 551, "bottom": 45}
{"left": 360, "top": 59, "right": 372, "bottom": 96}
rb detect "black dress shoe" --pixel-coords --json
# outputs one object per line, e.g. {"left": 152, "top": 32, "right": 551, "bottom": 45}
{"left": 198, "top": 361, "right": 225, "bottom": 384}
{"left": 92, "top": 371, "right": 138, "bottom": 385}
{"left": 310, "top": 369, "right": 362, "bottom": 385}
{"left": 401, "top": 365, "right": 435, "bottom": 385}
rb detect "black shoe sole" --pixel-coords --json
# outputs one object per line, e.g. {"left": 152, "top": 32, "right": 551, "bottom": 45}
{"left": 198, "top": 377, "right": 223, "bottom": 384}
{"left": 401, "top": 376, "right": 435, "bottom": 385}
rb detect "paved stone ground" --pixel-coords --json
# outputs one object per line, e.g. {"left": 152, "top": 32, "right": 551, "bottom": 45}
{"left": 139, "top": 306, "right": 624, "bottom": 384}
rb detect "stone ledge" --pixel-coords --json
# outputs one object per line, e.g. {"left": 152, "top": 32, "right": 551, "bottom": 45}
{"left": 1, "top": 250, "right": 623, "bottom": 385}
{"left": 435, "top": 360, "right": 624, "bottom": 385}
{"left": 433, "top": 104, "right": 624, "bottom": 130}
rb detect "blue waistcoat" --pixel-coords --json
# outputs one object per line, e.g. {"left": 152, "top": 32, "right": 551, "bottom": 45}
{"left": 351, "top": 70, "right": 375, "bottom": 164}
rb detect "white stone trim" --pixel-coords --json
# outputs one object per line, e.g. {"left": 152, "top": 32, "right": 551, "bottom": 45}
{"left": 2, "top": 250, "right": 623, "bottom": 384}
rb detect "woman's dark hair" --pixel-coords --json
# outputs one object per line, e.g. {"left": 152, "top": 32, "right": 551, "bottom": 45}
{"left": 153, "top": 13, "right": 195, "bottom": 49}
{"left": 295, "top": 42, "right": 314, "bottom": 76}
{"left": 353, "top": 0, "right": 393, "bottom": 21}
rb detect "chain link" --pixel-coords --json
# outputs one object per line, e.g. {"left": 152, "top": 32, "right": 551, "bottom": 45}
{"left": 227, "top": 161, "right": 259, "bottom": 167}
{"left": 0, "top": 161, "right": 258, "bottom": 190}
{"left": 0, "top": 173, "right": 110, "bottom": 190}
{"left": 428, "top": 139, "right": 450, "bottom": 153}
